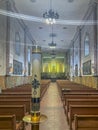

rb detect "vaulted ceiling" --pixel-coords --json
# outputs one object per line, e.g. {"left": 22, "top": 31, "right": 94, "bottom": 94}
{"left": 13, "top": 0, "right": 91, "bottom": 55}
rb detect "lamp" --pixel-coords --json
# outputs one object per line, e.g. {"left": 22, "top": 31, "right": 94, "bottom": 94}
{"left": 48, "top": 41, "right": 56, "bottom": 48}
{"left": 48, "top": 25, "right": 56, "bottom": 48}
{"left": 43, "top": 0, "right": 59, "bottom": 24}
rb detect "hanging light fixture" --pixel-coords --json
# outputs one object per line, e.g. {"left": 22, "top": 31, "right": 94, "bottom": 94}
{"left": 43, "top": 0, "right": 59, "bottom": 24}
{"left": 48, "top": 40, "right": 56, "bottom": 48}
{"left": 48, "top": 25, "right": 56, "bottom": 48}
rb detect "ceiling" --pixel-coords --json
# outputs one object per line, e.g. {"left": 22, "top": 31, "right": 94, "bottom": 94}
{"left": 13, "top": 0, "right": 91, "bottom": 55}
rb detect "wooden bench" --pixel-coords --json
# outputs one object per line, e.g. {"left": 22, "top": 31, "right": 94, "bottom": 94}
{"left": 63, "top": 94, "right": 98, "bottom": 106}
{"left": 0, "top": 105, "right": 26, "bottom": 129}
{"left": 62, "top": 89, "right": 98, "bottom": 99}
{"left": 0, "top": 94, "right": 31, "bottom": 100}
{"left": 69, "top": 105, "right": 98, "bottom": 130}
{"left": 0, "top": 99, "right": 31, "bottom": 113}
{"left": 65, "top": 99, "right": 98, "bottom": 122}
{"left": 60, "top": 84, "right": 93, "bottom": 88}
{"left": 40, "top": 83, "right": 49, "bottom": 99}
{"left": 62, "top": 87, "right": 98, "bottom": 92}
{"left": 56, "top": 80, "right": 95, "bottom": 97}
{"left": 0, "top": 114, "right": 22, "bottom": 130}
{"left": 2, "top": 80, "right": 50, "bottom": 100}
{"left": 0, "top": 92, "right": 31, "bottom": 95}
{"left": 73, "top": 114, "right": 98, "bottom": 130}
{"left": 2, "top": 85, "right": 31, "bottom": 93}
{"left": 2, "top": 80, "right": 50, "bottom": 93}
{"left": 56, "top": 80, "right": 91, "bottom": 89}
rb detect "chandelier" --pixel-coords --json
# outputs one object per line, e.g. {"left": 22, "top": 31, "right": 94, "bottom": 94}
{"left": 48, "top": 25, "right": 56, "bottom": 48}
{"left": 43, "top": 0, "right": 59, "bottom": 24}
{"left": 43, "top": 9, "right": 59, "bottom": 24}
{"left": 48, "top": 40, "right": 56, "bottom": 48}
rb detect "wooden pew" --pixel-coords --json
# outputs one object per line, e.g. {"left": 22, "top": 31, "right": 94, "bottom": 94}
{"left": 0, "top": 105, "right": 26, "bottom": 121}
{"left": 61, "top": 88, "right": 98, "bottom": 101}
{"left": 0, "top": 92, "right": 31, "bottom": 95}
{"left": 60, "top": 84, "right": 93, "bottom": 89}
{"left": 61, "top": 87, "right": 98, "bottom": 101}
{"left": 56, "top": 80, "right": 95, "bottom": 97}
{"left": 69, "top": 105, "right": 98, "bottom": 130}
{"left": 0, "top": 114, "right": 22, "bottom": 130}
{"left": 2, "top": 80, "right": 50, "bottom": 94}
{"left": 63, "top": 94, "right": 98, "bottom": 107}
{"left": 2, "top": 80, "right": 50, "bottom": 100}
{"left": 62, "top": 88, "right": 98, "bottom": 92}
{"left": 73, "top": 115, "right": 98, "bottom": 130}
{"left": 40, "top": 83, "right": 49, "bottom": 99}
{"left": 0, "top": 94, "right": 31, "bottom": 100}
{"left": 0, "top": 99, "right": 31, "bottom": 113}
{"left": 62, "top": 89, "right": 98, "bottom": 98}
{"left": 56, "top": 80, "right": 91, "bottom": 89}
{"left": 0, "top": 105, "right": 26, "bottom": 129}
{"left": 2, "top": 84, "right": 31, "bottom": 93}
{"left": 41, "top": 79, "right": 51, "bottom": 85}
{"left": 65, "top": 99, "right": 98, "bottom": 122}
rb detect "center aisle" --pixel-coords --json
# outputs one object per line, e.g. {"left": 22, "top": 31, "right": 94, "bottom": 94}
{"left": 40, "top": 82, "right": 69, "bottom": 130}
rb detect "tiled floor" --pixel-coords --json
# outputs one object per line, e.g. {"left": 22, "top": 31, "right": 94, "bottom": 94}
{"left": 26, "top": 82, "right": 69, "bottom": 130}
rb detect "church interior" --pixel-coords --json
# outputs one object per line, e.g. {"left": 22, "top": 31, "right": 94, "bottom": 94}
{"left": 0, "top": 0, "right": 98, "bottom": 130}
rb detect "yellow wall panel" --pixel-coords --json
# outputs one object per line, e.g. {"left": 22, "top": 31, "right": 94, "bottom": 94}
{"left": 74, "top": 76, "right": 98, "bottom": 89}
{"left": 43, "top": 59, "right": 64, "bottom": 73}
{"left": 0, "top": 76, "right": 6, "bottom": 89}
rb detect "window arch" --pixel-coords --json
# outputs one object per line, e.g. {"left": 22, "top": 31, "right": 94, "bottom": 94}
{"left": 84, "top": 33, "right": 90, "bottom": 56}
{"left": 15, "top": 32, "right": 21, "bottom": 55}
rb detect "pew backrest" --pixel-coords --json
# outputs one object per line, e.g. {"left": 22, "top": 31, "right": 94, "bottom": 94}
{"left": 66, "top": 99, "right": 98, "bottom": 122}
{"left": 66, "top": 99, "right": 98, "bottom": 112}
{"left": 0, "top": 105, "right": 26, "bottom": 121}
{"left": 69, "top": 105, "right": 98, "bottom": 130}
{"left": 63, "top": 95, "right": 98, "bottom": 105}
{"left": 0, "top": 99, "right": 31, "bottom": 113}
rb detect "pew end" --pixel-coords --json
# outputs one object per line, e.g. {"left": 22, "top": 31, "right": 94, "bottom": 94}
{"left": 0, "top": 114, "right": 23, "bottom": 130}
{"left": 73, "top": 114, "right": 98, "bottom": 130}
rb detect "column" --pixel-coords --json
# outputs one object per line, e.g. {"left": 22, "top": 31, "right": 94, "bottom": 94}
{"left": 78, "top": 26, "right": 82, "bottom": 84}
{"left": 6, "top": 0, "right": 11, "bottom": 75}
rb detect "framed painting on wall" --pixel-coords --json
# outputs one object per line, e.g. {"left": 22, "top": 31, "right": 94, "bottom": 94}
{"left": 83, "top": 60, "right": 91, "bottom": 75}
{"left": 13, "top": 60, "right": 22, "bottom": 75}
{"left": 75, "top": 64, "right": 78, "bottom": 76}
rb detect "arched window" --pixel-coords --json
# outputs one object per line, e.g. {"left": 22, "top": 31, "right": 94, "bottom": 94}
{"left": 84, "top": 33, "right": 90, "bottom": 56}
{"left": 15, "top": 32, "right": 21, "bottom": 55}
